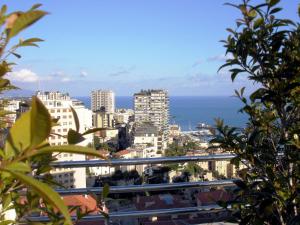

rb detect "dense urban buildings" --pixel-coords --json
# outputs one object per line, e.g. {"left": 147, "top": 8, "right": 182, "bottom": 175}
{"left": 36, "top": 91, "right": 93, "bottom": 188}
{"left": 134, "top": 89, "right": 169, "bottom": 150}
{"left": 2, "top": 90, "right": 240, "bottom": 225}
{"left": 91, "top": 89, "right": 115, "bottom": 113}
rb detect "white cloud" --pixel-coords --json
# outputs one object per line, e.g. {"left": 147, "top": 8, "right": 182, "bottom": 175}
{"left": 80, "top": 70, "right": 88, "bottom": 77}
{"left": 61, "top": 77, "right": 71, "bottom": 82}
{"left": 207, "top": 54, "right": 232, "bottom": 62}
{"left": 7, "top": 69, "right": 39, "bottom": 82}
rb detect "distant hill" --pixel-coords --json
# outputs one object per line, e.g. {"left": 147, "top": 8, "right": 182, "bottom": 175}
{"left": 1, "top": 89, "right": 35, "bottom": 98}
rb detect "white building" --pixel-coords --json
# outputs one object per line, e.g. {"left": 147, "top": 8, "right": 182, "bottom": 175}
{"left": 91, "top": 90, "right": 115, "bottom": 113}
{"left": 36, "top": 91, "right": 93, "bottom": 188}
{"left": 114, "top": 149, "right": 144, "bottom": 174}
{"left": 3, "top": 99, "right": 21, "bottom": 127}
{"left": 134, "top": 90, "right": 169, "bottom": 150}
{"left": 114, "top": 108, "right": 134, "bottom": 124}
{"left": 87, "top": 150, "right": 115, "bottom": 177}
{"left": 133, "top": 123, "right": 159, "bottom": 151}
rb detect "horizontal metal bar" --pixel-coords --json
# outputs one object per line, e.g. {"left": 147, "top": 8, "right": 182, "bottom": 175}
{"left": 56, "top": 179, "right": 236, "bottom": 195}
{"left": 51, "top": 154, "right": 235, "bottom": 168}
{"left": 25, "top": 205, "right": 228, "bottom": 222}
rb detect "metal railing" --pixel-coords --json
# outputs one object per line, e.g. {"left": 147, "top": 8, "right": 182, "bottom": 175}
{"left": 26, "top": 205, "right": 229, "bottom": 222}
{"left": 56, "top": 179, "right": 236, "bottom": 195}
{"left": 30, "top": 154, "right": 236, "bottom": 223}
{"left": 51, "top": 154, "right": 235, "bottom": 167}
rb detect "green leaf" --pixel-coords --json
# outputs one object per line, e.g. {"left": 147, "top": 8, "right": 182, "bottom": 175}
{"left": 240, "top": 87, "right": 245, "bottom": 96}
{"left": 248, "top": 9, "right": 257, "bottom": 18}
{"left": 2, "top": 193, "right": 12, "bottom": 209}
{"left": 7, "top": 10, "right": 48, "bottom": 39}
{"left": 0, "top": 221, "right": 15, "bottom": 225}
{"left": 270, "top": 7, "right": 282, "bottom": 14}
{"left": 6, "top": 162, "right": 31, "bottom": 172}
{"left": 19, "top": 38, "right": 44, "bottom": 47}
{"left": 4, "top": 97, "right": 51, "bottom": 157}
{"left": 0, "top": 62, "right": 10, "bottom": 77}
{"left": 5, "top": 110, "right": 31, "bottom": 157}
{"left": 29, "top": 4, "right": 43, "bottom": 11}
{"left": 12, "top": 52, "right": 21, "bottom": 58}
{"left": 5, "top": 170, "right": 72, "bottom": 225}
{"left": 31, "top": 145, "right": 107, "bottom": 159}
{"left": 82, "top": 127, "right": 107, "bottom": 135}
{"left": 233, "top": 180, "right": 247, "bottom": 189}
{"left": 0, "top": 5, "right": 7, "bottom": 18}
{"left": 102, "top": 183, "right": 110, "bottom": 199}
{"left": 268, "top": 0, "right": 280, "bottom": 8}
{"left": 31, "top": 96, "right": 52, "bottom": 148}
{"left": 0, "top": 79, "right": 10, "bottom": 88}
{"left": 67, "top": 129, "right": 85, "bottom": 144}
{"left": 70, "top": 106, "right": 79, "bottom": 132}
{"left": 254, "top": 18, "right": 264, "bottom": 29}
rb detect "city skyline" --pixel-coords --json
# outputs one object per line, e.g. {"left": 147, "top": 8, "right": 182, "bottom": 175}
{"left": 3, "top": 0, "right": 298, "bottom": 96}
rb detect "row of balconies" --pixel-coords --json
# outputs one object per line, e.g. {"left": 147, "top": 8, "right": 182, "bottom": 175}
{"left": 26, "top": 154, "right": 236, "bottom": 223}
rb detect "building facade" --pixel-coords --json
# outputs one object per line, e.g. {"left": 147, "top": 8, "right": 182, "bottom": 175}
{"left": 134, "top": 89, "right": 169, "bottom": 150}
{"left": 91, "top": 90, "right": 115, "bottom": 113}
{"left": 36, "top": 91, "right": 93, "bottom": 188}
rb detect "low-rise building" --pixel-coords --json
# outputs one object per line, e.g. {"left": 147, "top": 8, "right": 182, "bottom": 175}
{"left": 94, "top": 128, "right": 119, "bottom": 149}
{"left": 114, "top": 149, "right": 144, "bottom": 174}
{"left": 93, "top": 109, "right": 115, "bottom": 128}
{"left": 133, "top": 123, "right": 159, "bottom": 151}
{"left": 114, "top": 108, "right": 134, "bottom": 124}
{"left": 87, "top": 150, "right": 115, "bottom": 177}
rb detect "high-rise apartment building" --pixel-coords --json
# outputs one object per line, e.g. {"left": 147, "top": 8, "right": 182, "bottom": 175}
{"left": 134, "top": 89, "right": 169, "bottom": 149}
{"left": 36, "top": 91, "right": 93, "bottom": 188}
{"left": 91, "top": 90, "right": 115, "bottom": 113}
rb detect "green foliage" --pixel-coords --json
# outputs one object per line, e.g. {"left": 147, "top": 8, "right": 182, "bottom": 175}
{"left": 0, "top": 4, "right": 107, "bottom": 224}
{"left": 213, "top": 0, "right": 300, "bottom": 224}
{"left": 183, "top": 162, "right": 205, "bottom": 177}
{"left": 165, "top": 143, "right": 187, "bottom": 157}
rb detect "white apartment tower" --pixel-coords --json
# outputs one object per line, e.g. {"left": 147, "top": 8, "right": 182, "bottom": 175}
{"left": 91, "top": 90, "right": 115, "bottom": 113}
{"left": 134, "top": 89, "right": 169, "bottom": 149}
{"left": 36, "top": 91, "right": 93, "bottom": 189}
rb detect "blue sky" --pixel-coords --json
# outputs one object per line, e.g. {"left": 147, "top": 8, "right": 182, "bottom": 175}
{"left": 3, "top": 0, "right": 299, "bottom": 96}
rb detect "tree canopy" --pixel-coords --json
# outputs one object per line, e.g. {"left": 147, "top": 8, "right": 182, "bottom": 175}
{"left": 212, "top": 0, "right": 300, "bottom": 224}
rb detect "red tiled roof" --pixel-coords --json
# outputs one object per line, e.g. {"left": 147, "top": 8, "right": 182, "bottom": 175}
{"left": 196, "top": 190, "right": 232, "bottom": 205}
{"left": 135, "top": 194, "right": 192, "bottom": 210}
{"left": 75, "top": 220, "right": 106, "bottom": 225}
{"left": 86, "top": 150, "right": 109, "bottom": 159}
{"left": 62, "top": 195, "right": 100, "bottom": 215}
{"left": 114, "top": 149, "right": 131, "bottom": 156}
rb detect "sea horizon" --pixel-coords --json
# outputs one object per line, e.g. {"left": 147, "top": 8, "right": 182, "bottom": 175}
{"left": 76, "top": 95, "right": 248, "bottom": 131}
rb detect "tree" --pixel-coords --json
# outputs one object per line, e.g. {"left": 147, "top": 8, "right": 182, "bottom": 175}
{"left": 212, "top": 0, "right": 300, "bottom": 224}
{"left": 165, "top": 142, "right": 187, "bottom": 157}
{"left": 183, "top": 162, "right": 205, "bottom": 178}
{"left": 0, "top": 5, "right": 106, "bottom": 224}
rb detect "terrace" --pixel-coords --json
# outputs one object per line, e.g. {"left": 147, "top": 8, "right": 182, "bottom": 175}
{"left": 27, "top": 154, "right": 236, "bottom": 225}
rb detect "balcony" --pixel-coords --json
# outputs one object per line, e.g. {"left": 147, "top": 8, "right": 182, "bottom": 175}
{"left": 27, "top": 154, "right": 236, "bottom": 225}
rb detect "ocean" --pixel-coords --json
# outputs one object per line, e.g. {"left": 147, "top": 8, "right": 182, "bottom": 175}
{"left": 76, "top": 96, "right": 248, "bottom": 131}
